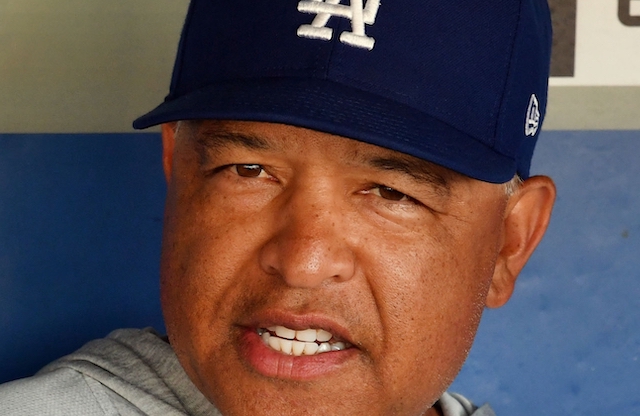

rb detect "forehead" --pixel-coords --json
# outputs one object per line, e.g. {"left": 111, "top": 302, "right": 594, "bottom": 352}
{"left": 181, "top": 119, "right": 471, "bottom": 190}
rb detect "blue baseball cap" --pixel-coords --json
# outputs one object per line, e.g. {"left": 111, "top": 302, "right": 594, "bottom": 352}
{"left": 133, "top": 0, "right": 552, "bottom": 183}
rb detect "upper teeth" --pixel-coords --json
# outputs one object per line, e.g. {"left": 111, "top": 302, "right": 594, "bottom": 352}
{"left": 268, "top": 326, "right": 333, "bottom": 342}
{"left": 258, "top": 325, "right": 350, "bottom": 356}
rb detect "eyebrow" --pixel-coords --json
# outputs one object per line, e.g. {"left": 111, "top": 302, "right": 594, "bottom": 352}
{"left": 364, "top": 155, "right": 453, "bottom": 196}
{"left": 193, "top": 129, "right": 273, "bottom": 153}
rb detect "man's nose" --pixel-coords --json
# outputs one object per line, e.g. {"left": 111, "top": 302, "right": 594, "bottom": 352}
{"left": 258, "top": 188, "right": 356, "bottom": 288}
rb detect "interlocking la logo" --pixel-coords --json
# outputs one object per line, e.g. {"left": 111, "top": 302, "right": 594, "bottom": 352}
{"left": 297, "top": 0, "right": 381, "bottom": 50}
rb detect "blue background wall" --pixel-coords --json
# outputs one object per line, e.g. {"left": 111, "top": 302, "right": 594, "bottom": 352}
{"left": 0, "top": 134, "right": 166, "bottom": 381}
{"left": 451, "top": 130, "right": 640, "bottom": 415}
{"left": 1, "top": 130, "right": 639, "bottom": 415}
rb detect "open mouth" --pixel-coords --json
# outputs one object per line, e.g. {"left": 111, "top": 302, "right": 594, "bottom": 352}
{"left": 257, "top": 325, "right": 352, "bottom": 356}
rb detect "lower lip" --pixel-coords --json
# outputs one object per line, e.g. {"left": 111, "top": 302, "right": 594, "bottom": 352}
{"left": 238, "top": 328, "right": 357, "bottom": 380}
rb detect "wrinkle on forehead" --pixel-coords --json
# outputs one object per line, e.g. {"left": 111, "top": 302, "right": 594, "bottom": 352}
{"left": 179, "top": 120, "right": 276, "bottom": 166}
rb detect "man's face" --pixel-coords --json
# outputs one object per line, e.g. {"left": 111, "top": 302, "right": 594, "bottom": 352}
{"left": 160, "top": 120, "right": 509, "bottom": 415}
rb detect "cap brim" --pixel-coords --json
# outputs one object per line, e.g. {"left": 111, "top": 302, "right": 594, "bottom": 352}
{"left": 133, "top": 78, "right": 515, "bottom": 183}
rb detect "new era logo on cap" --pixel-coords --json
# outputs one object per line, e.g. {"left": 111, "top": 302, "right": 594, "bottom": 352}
{"left": 525, "top": 94, "right": 541, "bottom": 137}
{"left": 297, "top": 0, "right": 381, "bottom": 50}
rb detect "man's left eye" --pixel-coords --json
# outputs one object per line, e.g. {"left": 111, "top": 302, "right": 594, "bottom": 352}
{"left": 232, "top": 164, "right": 267, "bottom": 178}
{"left": 372, "top": 185, "right": 410, "bottom": 202}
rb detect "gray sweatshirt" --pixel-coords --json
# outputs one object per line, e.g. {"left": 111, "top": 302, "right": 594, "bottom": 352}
{"left": 0, "top": 328, "right": 495, "bottom": 416}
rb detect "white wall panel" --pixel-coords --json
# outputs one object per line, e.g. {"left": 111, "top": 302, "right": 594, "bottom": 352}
{"left": 2, "top": 0, "right": 640, "bottom": 132}
{"left": 0, "top": 1, "right": 188, "bottom": 133}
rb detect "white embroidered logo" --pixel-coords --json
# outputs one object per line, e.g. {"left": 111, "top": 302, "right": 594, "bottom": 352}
{"left": 297, "top": 0, "right": 381, "bottom": 50}
{"left": 525, "top": 94, "right": 540, "bottom": 137}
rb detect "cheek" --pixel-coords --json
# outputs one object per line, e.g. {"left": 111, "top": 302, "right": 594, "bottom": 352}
{"left": 371, "top": 224, "right": 497, "bottom": 325}
{"left": 159, "top": 177, "right": 262, "bottom": 368}
{"left": 364, "top": 225, "right": 499, "bottom": 401}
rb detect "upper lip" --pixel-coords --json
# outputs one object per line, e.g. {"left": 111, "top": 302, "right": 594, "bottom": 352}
{"left": 240, "top": 310, "right": 356, "bottom": 345}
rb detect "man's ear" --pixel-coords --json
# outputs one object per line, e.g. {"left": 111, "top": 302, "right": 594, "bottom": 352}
{"left": 486, "top": 175, "right": 556, "bottom": 308}
{"left": 161, "top": 123, "right": 178, "bottom": 183}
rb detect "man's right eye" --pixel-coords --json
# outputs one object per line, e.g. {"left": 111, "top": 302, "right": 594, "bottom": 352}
{"left": 232, "top": 164, "right": 267, "bottom": 178}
